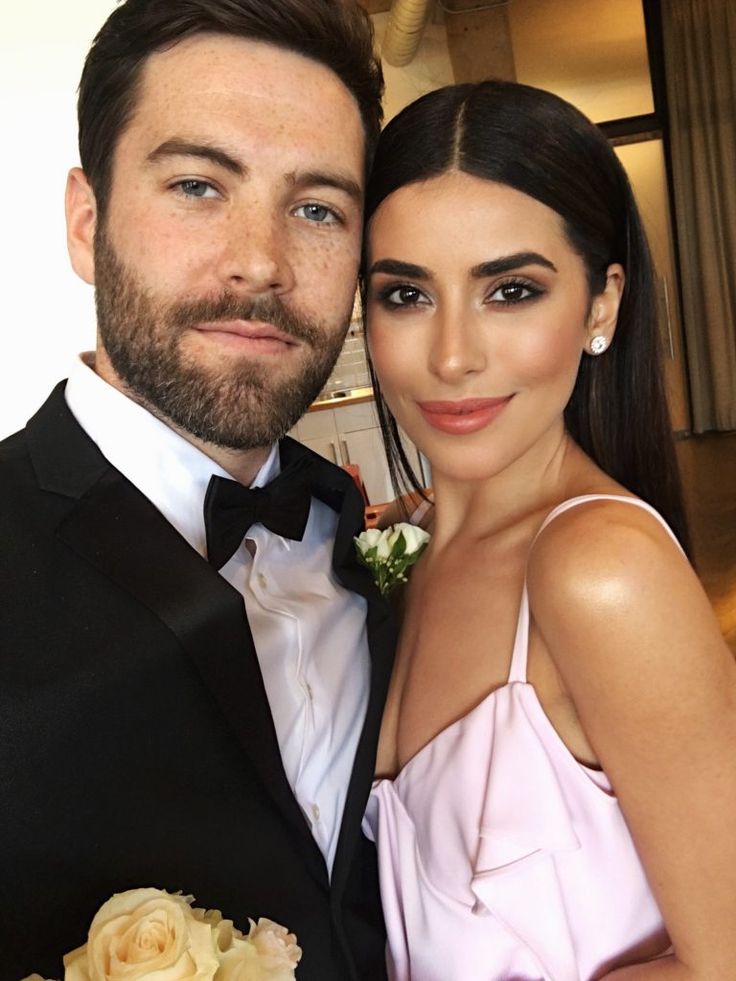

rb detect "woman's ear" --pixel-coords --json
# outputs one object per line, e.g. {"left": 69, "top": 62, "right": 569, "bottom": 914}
{"left": 585, "top": 263, "right": 625, "bottom": 356}
{"left": 65, "top": 167, "right": 97, "bottom": 285}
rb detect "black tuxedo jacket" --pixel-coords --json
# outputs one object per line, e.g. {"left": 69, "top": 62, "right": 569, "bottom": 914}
{"left": 0, "top": 384, "right": 395, "bottom": 981}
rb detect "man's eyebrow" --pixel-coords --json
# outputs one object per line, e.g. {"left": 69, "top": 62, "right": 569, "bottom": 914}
{"left": 147, "top": 140, "right": 244, "bottom": 176}
{"left": 286, "top": 170, "right": 363, "bottom": 204}
{"left": 144, "top": 147, "right": 362, "bottom": 203}
{"left": 367, "top": 258, "right": 429, "bottom": 279}
{"left": 471, "top": 252, "right": 557, "bottom": 277}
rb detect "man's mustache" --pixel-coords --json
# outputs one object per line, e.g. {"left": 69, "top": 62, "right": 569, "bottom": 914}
{"left": 171, "top": 292, "right": 320, "bottom": 345}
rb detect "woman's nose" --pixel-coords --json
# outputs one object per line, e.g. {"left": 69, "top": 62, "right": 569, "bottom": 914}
{"left": 428, "top": 310, "right": 487, "bottom": 383}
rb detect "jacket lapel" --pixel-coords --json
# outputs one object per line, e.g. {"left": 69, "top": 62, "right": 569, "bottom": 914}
{"left": 26, "top": 388, "right": 326, "bottom": 882}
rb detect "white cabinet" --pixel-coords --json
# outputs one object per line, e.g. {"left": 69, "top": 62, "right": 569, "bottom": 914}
{"left": 290, "top": 399, "right": 424, "bottom": 505}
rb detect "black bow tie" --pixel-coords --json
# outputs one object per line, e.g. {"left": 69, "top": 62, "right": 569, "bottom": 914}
{"left": 204, "top": 457, "right": 313, "bottom": 570}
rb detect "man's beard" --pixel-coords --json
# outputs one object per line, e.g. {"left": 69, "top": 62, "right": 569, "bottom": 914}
{"left": 93, "top": 226, "right": 349, "bottom": 450}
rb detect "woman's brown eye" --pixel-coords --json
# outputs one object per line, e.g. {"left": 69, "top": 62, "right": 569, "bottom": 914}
{"left": 380, "top": 284, "right": 425, "bottom": 307}
{"left": 488, "top": 281, "right": 540, "bottom": 305}
{"left": 397, "top": 286, "right": 421, "bottom": 304}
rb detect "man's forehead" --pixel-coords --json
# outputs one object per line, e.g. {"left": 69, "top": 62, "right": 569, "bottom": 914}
{"left": 133, "top": 33, "right": 363, "bottom": 128}
{"left": 110, "top": 33, "right": 365, "bottom": 169}
{"left": 108, "top": 33, "right": 366, "bottom": 193}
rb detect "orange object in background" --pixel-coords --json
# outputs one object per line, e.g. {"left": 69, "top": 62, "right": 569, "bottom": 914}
{"left": 341, "top": 462, "right": 391, "bottom": 529}
{"left": 342, "top": 463, "right": 369, "bottom": 506}
{"left": 365, "top": 503, "right": 390, "bottom": 529}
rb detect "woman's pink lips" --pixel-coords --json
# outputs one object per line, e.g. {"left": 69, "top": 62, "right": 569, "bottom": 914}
{"left": 417, "top": 396, "right": 513, "bottom": 434}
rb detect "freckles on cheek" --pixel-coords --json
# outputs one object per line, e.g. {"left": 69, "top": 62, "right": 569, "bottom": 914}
{"left": 306, "top": 248, "right": 333, "bottom": 280}
{"left": 299, "top": 236, "right": 356, "bottom": 279}
{"left": 142, "top": 230, "right": 181, "bottom": 265}
{"left": 111, "top": 211, "right": 179, "bottom": 266}
{"left": 302, "top": 248, "right": 358, "bottom": 318}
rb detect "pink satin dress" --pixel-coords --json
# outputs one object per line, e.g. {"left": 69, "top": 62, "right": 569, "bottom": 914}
{"left": 363, "top": 496, "right": 674, "bottom": 980}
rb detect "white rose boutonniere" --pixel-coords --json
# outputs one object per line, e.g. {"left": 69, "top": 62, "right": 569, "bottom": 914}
{"left": 28, "top": 887, "right": 303, "bottom": 981}
{"left": 354, "top": 522, "right": 430, "bottom": 596}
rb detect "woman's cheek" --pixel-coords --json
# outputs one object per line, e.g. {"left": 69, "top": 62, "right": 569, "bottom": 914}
{"left": 507, "top": 322, "right": 585, "bottom": 385}
{"left": 368, "top": 322, "right": 404, "bottom": 393}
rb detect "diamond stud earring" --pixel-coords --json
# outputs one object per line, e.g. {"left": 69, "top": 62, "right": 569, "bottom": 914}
{"left": 590, "top": 335, "right": 608, "bottom": 355}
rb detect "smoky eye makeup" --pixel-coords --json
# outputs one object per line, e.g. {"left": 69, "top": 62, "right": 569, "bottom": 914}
{"left": 371, "top": 281, "right": 430, "bottom": 310}
{"left": 485, "top": 277, "right": 545, "bottom": 306}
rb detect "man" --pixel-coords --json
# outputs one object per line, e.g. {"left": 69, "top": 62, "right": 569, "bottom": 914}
{"left": 0, "top": 2, "right": 392, "bottom": 978}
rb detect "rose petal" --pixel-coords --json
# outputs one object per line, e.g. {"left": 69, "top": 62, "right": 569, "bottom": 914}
{"left": 247, "top": 919, "right": 302, "bottom": 971}
{"left": 65, "top": 889, "right": 220, "bottom": 981}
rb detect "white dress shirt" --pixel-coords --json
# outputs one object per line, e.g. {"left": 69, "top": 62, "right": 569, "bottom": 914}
{"left": 65, "top": 354, "right": 370, "bottom": 873}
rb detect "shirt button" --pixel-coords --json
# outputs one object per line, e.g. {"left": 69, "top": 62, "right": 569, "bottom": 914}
{"left": 257, "top": 573, "right": 268, "bottom": 590}
{"left": 312, "top": 803, "right": 320, "bottom": 823}
{"left": 306, "top": 682, "right": 314, "bottom": 701}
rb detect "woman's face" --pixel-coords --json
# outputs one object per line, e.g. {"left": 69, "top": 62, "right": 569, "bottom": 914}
{"left": 365, "top": 170, "right": 620, "bottom": 483}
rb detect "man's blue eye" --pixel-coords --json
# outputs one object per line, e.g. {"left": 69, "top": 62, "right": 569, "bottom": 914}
{"left": 179, "top": 180, "right": 215, "bottom": 198}
{"left": 296, "top": 204, "right": 337, "bottom": 223}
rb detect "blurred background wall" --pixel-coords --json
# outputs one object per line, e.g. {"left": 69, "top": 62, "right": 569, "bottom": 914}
{"left": 1, "top": 3, "right": 118, "bottom": 438}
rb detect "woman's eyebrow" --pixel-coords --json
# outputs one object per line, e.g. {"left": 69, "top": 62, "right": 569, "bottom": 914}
{"left": 471, "top": 252, "right": 557, "bottom": 277}
{"left": 367, "top": 252, "right": 557, "bottom": 280}
{"left": 367, "top": 258, "right": 429, "bottom": 279}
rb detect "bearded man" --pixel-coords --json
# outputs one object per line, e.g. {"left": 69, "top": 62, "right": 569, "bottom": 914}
{"left": 0, "top": 2, "right": 393, "bottom": 979}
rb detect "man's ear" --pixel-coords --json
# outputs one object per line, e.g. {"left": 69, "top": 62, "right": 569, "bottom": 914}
{"left": 65, "top": 167, "right": 97, "bottom": 285}
{"left": 585, "top": 263, "right": 625, "bottom": 354}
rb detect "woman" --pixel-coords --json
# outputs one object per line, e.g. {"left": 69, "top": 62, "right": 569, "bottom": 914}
{"left": 360, "top": 81, "right": 736, "bottom": 980}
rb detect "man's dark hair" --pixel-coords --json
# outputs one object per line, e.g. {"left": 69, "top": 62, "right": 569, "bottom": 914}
{"left": 78, "top": 0, "right": 384, "bottom": 215}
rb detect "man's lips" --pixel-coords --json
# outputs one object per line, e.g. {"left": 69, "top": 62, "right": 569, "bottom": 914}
{"left": 192, "top": 320, "right": 300, "bottom": 351}
{"left": 417, "top": 396, "right": 513, "bottom": 434}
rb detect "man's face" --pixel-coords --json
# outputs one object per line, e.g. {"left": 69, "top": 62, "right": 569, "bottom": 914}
{"left": 80, "top": 35, "right": 365, "bottom": 449}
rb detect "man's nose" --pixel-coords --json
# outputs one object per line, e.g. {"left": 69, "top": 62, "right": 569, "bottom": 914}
{"left": 215, "top": 209, "right": 296, "bottom": 295}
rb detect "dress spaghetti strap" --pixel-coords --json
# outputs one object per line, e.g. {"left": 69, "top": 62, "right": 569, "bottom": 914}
{"left": 506, "top": 494, "right": 683, "bottom": 685}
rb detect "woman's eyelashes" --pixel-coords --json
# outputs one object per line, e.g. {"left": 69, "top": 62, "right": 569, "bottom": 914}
{"left": 485, "top": 278, "right": 544, "bottom": 306}
{"left": 375, "top": 283, "right": 429, "bottom": 309}
{"left": 372, "top": 276, "right": 544, "bottom": 311}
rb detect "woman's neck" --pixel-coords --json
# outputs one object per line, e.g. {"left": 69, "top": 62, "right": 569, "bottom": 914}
{"left": 427, "top": 429, "right": 595, "bottom": 548}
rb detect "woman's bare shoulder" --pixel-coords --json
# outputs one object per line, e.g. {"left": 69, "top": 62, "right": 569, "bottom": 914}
{"left": 527, "top": 494, "right": 704, "bottom": 669}
{"left": 528, "top": 494, "right": 685, "bottom": 601}
{"left": 526, "top": 493, "right": 728, "bottom": 700}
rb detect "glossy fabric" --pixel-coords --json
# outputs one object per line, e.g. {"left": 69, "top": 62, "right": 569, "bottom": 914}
{"left": 364, "top": 496, "right": 674, "bottom": 980}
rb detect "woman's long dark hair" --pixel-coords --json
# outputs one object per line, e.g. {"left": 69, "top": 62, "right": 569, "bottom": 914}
{"left": 361, "top": 80, "right": 690, "bottom": 554}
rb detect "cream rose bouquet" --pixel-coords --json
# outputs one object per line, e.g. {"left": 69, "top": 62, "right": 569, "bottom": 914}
{"left": 354, "top": 522, "right": 430, "bottom": 596}
{"left": 24, "top": 887, "right": 301, "bottom": 981}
